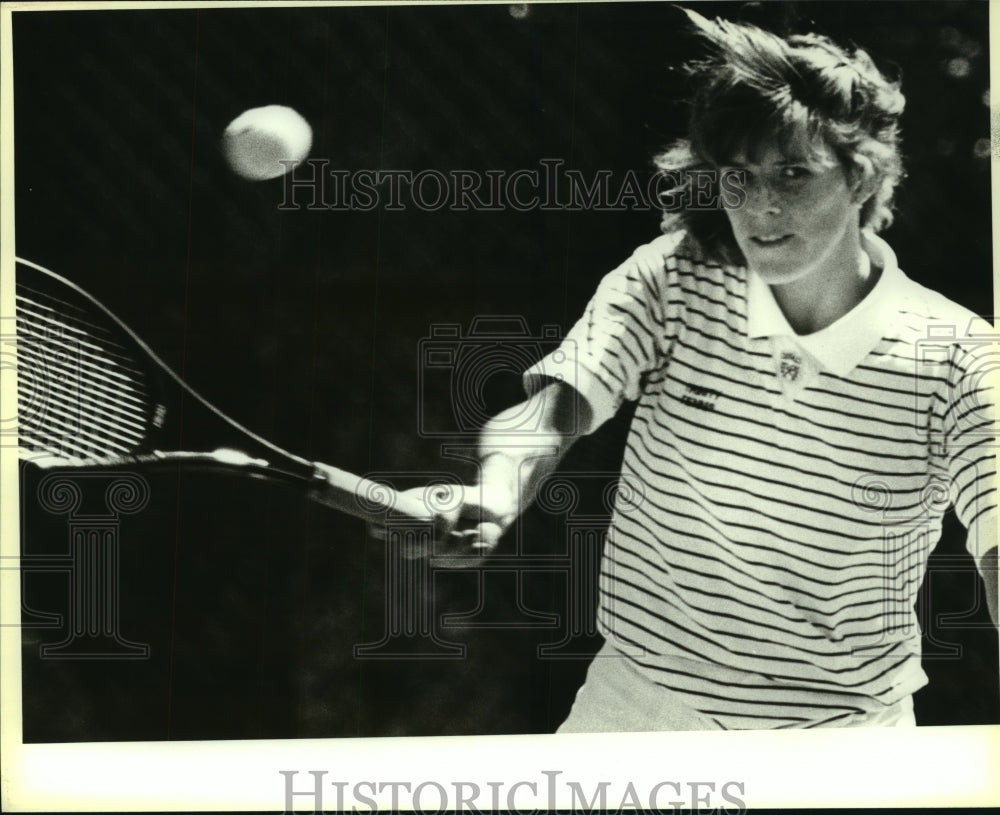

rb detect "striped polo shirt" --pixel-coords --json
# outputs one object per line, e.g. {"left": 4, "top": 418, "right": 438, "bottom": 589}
{"left": 525, "top": 229, "right": 997, "bottom": 729}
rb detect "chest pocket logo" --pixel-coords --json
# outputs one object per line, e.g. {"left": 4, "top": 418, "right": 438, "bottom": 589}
{"left": 681, "top": 384, "right": 720, "bottom": 411}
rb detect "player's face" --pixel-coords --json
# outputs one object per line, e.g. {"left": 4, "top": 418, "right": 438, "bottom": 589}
{"left": 721, "top": 132, "right": 862, "bottom": 288}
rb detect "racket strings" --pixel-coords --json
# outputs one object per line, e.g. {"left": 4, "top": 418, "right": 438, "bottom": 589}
{"left": 15, "top": 343, "right": 147, "bottom": 435}
{"left": 15, "top": 278, "right": 152, "bottom": 461}
{"left": 15, "top": 344, "right": 148, "bottom": 459}
{"left": 16, "top": 293, "right": 146, "bottom": 385}
{"left": 16, "top": 300, "right": 148, "bottom": 412}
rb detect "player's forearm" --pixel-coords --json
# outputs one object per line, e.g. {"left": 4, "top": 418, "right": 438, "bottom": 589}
{"left": 475, "top": 382, "right": 588, "bottom": 525}
{"left": 475, "top": 442, "right": 566, "bottom": 525}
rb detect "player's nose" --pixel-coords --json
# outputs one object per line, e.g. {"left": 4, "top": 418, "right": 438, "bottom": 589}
{"left": 742, "top": 177, "right": 782, "bottom": 216}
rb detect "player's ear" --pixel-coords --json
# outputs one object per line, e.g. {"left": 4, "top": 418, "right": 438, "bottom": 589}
{"left": 847, "top": 154, "right": 879, "bottom": 206}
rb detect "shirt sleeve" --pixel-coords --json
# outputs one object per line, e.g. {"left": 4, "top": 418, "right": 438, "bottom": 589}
{"left": 943, "top": 318, "right": 999, "bottom": 571}
{"left": 523, "top": 231, "right": 689, "bottom": 431}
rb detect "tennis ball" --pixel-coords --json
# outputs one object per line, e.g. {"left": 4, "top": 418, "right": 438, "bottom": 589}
{"left": 222, "top": 105, "right": 312, "bottom": 181}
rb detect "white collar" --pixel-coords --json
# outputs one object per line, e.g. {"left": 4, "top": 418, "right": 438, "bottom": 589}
{"left": 746, "top": 232, "right": 903, "bottom": 377}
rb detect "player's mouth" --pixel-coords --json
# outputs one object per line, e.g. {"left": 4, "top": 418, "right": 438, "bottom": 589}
{"left": 750, "top": 234, "right": 793, "bottom": 247}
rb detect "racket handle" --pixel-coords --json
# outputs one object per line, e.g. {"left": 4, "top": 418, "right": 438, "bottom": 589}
{"left": 308, "top": 461, "right": 436, "bottom": 523}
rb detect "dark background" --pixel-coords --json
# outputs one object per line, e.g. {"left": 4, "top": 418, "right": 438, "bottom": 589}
{"left": 12, "top": 1, "right": 997, "bottom": 741}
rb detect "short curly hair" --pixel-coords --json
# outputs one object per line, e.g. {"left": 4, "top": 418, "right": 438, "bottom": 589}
{"left": 655, "top": 9, "right": 906, "bottom": 266}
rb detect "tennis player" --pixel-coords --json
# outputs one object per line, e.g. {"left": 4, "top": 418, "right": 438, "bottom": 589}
{"left": 403, "top": 10, "right": 998, "bottom": 729}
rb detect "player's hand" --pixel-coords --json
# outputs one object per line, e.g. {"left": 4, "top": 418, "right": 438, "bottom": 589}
{"left": 368, "top": 482, "right": 516, "bottom": 568}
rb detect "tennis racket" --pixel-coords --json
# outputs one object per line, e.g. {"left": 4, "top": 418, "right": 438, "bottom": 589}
{"left": 12, "top": 257, "right": 434, "bottom": 524}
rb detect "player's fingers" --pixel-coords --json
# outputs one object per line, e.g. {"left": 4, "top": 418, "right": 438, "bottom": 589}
{"left": 366, "top": 484, "right": 455, "bottom": 538}
{"left": 469, "top": 521, "right": 503, "bottom": 561}
{"left": 432, "top": 521, "right": 504, "bottom": 568}
{"left": 368, "top": 483, "right": 508, "bottom": 565}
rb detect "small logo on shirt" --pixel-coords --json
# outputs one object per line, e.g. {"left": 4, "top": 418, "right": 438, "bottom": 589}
{"left": 779, "top": 351, "right": 802, "bottom": 382}
{"left": 682, "top": 384, "right": 720, "bottom": 411}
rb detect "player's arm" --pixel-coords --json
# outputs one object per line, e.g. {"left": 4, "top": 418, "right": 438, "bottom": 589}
{"left": 975, "top": 509, "right": 998, "bottom": 627}
{"left": 425, "top": 239, "right": 681, "bottom": 565}
{"left": 429, "top": 380, "right": 592, "bottom": 567}
{"left": 367, "top": 380, "right": 592, "bottom": 566}
{"left": 937, "top": 323, "right": 999, "bottom": 629}
{"left": 384, "top": 236, "right": 678, "bottom": 564}
{"left": 477, "top": 379, "right": 591, "bottom": 522}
